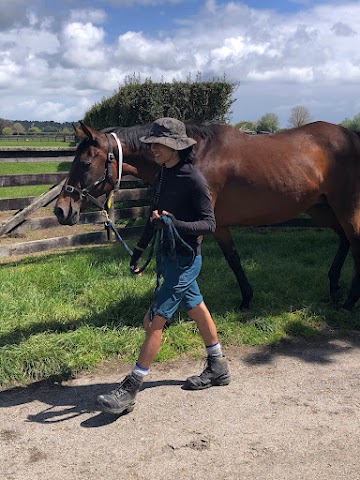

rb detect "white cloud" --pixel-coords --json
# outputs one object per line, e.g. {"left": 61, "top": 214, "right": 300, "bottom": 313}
{"left": 0, "top": 0, "right": 30, "bottom": 29}
{"left": 1, "top": 0, "right": 360, "bottom": 126}
{"left": 105, "top": 0, "right": 183, "bottom": 5}
{"left": 69, "top": 9, "right": 107, "bottom": 24}
{"left": 60, "top": 22, "right": 107, "bottom": 68}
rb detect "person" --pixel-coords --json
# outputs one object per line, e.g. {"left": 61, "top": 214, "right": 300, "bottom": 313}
{"left": 96, "top": 117, "right": 230, "bottom": 415}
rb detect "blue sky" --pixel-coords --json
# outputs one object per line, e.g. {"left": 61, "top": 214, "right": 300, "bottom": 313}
{"left": 0, "top": 0, "right": 359, "bottom": 127}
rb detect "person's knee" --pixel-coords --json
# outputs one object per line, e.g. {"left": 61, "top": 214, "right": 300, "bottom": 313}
{"left": 143, "top": 312, "right": 167, "bottom": 334}
{"left": 187, "top": 301, "right": 207, "bottom": 319}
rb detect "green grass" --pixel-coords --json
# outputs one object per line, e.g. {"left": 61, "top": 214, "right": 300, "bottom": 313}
{"left": 0, "top": 228, "right": 359, "bottom": 388}
{"left": 0, "top": 185, "right": 54, "bottom": 199}
{"left": 0, "top": 140, "right": 74, "bottom": 147}
{"left": 0, "top": 162, "right": 70, "bottom": 199}
{"left": 0, "top": 162, "right": 70, "bottom": 175}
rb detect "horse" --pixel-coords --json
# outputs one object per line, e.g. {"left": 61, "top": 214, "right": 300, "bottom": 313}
{"left": 54, "top": 120, "right": 360, "bottom": 312}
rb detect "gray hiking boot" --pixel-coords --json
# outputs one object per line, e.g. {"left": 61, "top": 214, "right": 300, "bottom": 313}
{"left": 96, "top": 374, "right": 143, "bottom": 414}
{"left": 181, "top": 356, "right": 230, "bottom": 391}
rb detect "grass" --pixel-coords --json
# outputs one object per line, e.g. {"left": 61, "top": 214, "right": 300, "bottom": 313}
{"left": 1, "top": 227, "right": 359, "bottom": 388}
{"left": 0, "top": 162, "right": 71, "bottom": 199}
{"left": 0, "top": 140, "right": 74, "bottom": 147}
{"left": 0, "top": 185, "right": 53, "bottom": 199}
{"left": 0, "top": 162, "right": 70, "bottom": 175}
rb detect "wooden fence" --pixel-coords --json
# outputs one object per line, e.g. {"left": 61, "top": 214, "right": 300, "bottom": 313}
{"left": 0, "top": 134, "right": 76, "bottom": 144}
{"left": 0, "top": 148, "right": 318, "bottom": 259}
{"left": 0, "top": 149, "right": 150, "bottom": 258}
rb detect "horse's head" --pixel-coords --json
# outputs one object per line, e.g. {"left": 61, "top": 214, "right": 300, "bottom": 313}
{"left": 55, "top": 123, "right": 128, "bottom": 225}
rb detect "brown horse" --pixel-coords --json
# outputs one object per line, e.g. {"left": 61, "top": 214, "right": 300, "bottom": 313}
{"left": 55, "top": 120, "right": 360, "bottom": 311}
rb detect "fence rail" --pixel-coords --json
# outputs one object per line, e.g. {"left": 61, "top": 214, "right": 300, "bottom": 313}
{"left": 0, "top": 134, "right": 76, "bottom": 143}
{"left": 0, "top": 149, "right": 318, "bottom": 259}
{"left": 0, "top": 149, "right": 151, "bottom": 258}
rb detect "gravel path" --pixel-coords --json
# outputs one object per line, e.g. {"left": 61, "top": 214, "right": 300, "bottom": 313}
{"left": 1, "top": 334, "right": 360, "bottom": 480}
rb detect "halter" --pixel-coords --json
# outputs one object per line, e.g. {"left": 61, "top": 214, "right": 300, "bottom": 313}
{"left": 63, "top": 132, "right": 123, "bottom": 211}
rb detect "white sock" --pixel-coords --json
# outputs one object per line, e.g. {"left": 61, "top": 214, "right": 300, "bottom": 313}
{"left": 131, "top": 362, "right": 149, "bottom": 380}
{"left": 205, "top": 342, "right": 223, "bottom": 357}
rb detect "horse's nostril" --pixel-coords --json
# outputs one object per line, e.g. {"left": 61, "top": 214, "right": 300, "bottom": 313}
{"left": 54, "top": 207, "right": 63, "bottom": 219}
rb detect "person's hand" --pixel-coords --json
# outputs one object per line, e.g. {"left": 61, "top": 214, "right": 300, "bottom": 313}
{"left": 130, "top": 246, "right": 143, "bottom": 275}
{"left": 150, "top": 210, "right": 174, "bottom": 229}
{"left": 150, "top": 210, "right": 165, "bottom": 229}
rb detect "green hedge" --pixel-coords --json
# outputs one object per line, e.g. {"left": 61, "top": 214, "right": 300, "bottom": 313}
{"left": 83, "top": 76, "right": 236, "bottom": 129}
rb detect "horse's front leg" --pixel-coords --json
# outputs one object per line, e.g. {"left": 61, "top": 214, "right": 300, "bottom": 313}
{"left": 213, "top": 226, "right": 253, "bottom": 311}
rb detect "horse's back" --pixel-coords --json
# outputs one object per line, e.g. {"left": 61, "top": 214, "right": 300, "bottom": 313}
{"left": 200, "top": 121, "right": 360, "bottom": 227}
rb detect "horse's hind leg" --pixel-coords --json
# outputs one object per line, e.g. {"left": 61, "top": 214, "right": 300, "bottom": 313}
{"left": 306, "top": 202, "right": 349, "bottom": 304}
{"left": 213, "top": 226, "right": 253, "bottom": 310}
{"left": 328, "top": 229, "right": 350, "bottom": 304}
{"left": 342, "top": 238, "right": 360, "bottom": 311}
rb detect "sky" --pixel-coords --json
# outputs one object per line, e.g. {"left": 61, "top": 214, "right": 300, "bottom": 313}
{"left": 0, "top": 0, "right": 359, "bottom": 127}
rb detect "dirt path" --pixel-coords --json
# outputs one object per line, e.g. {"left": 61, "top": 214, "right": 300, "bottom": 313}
{"left": 1, "top": 334, "right": 360, "bottom": 480}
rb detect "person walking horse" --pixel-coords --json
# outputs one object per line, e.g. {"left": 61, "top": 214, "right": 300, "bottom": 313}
{"left": 96, "top": 118, "right": 231, "bottom": 415}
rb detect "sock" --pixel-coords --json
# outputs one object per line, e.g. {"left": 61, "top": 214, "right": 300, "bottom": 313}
{"left": 205, "top": 342, "right": 223, "bottom": 357}
{"left": 131, "top": 362, "right": 149, "bottom": 380}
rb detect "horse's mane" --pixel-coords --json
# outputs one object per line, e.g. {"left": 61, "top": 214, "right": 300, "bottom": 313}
{"left": 101, "top": 121, "right": 221, "bottom": 151}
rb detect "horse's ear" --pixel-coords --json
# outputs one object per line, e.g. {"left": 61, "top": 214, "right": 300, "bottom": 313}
{"left": 79, "top": 121, "right": 99, "bottom": 141}
{"left": 73, "top": 123, "right": 85, "bottom": 139}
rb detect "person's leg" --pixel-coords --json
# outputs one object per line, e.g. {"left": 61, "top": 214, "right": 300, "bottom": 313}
{"left": 186, "top": 301, "right": 219, "bottom": 346}
{"left": 137, "top": 312, "right": 167, "bottom": 368}
{"left": 182, "top": 301, "right": 230, "bottom": 390}
{"left": 96, "top": 312, "right": 167, "bottom": 414}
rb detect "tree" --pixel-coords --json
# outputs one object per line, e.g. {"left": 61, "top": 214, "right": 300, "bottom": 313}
{"left": 83, "top": 75, "right": 237, "bottom": 129}
{"left": 13, "top": 122, "right": 25, "bottom": 134}
{"left": 28, "top": 126, "right": 42, "bottom": 134}
{"left": 0, "top": 118, "right": 13, "bottom": 131}
{"left": 340, "top": 113, "right": 360, "bottom": 131}
{"left": 234, "top": 121, "right": 258, "bottom": 131}
{"left": 256, "top": 113, "right": 279, "bottom": 133}
{"left": 2, "top": 126, "right": 13, "bottom": 135}
{"left": 288, "top": 106, "right": 311, "bottom": 128}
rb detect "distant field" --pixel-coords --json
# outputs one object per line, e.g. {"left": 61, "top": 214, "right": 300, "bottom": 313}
{"left": 0, "top": 162, "right": 70, "bottom": 199}
{"left": 0, "top": 185, "right": 53, "bottom": 199}
{"left": 0, "top": 162, "right": 70, "bottom": 175}
{"left": 0, "top": 140, "right": 75, "bottom": 147}
{"left": 0, "top": 134, "right": 75, "bottom": 147}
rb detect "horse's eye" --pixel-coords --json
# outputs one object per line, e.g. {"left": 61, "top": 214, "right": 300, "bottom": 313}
{"left": 81, "top": 162, "right": 91, "bottom": 171}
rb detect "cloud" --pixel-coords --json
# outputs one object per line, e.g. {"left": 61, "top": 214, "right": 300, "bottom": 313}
{"left": 69, "top": 9, "right": 107, "bottom": 24}
{"left": 1, "top": 0, "right": 360, "bottom": 126}
{"left": 60, "top": 22, "right": 107, "bottom": 68}
{"left": 104, "top": 0, "right": 183, "bottom": 5}
{"left": 0, "top": 0, "right": 30, "bottom": 30}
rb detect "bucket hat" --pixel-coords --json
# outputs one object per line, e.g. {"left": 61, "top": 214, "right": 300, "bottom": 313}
{"left": 139, "top": 117, "right": 197, "bottom": 150}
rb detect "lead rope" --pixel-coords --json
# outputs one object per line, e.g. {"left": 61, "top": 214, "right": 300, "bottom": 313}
{"left": 148, "top": 215, "right": 195, "bottom": 323}
{"left": 128, "top": 164, "right": 195, "bottom": 324}
{"left": 130, "top": 164, "right": 165, "bottom": 273}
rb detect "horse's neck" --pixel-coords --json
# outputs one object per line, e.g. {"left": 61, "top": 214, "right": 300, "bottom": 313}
{"left": 128, "top": 152, "right": 159, "bottom": 184}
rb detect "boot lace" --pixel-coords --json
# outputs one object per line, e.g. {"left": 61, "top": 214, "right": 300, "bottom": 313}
{"left": 199, "top": 357, "right": 214, "bottom": 379}
{"left": 112, "top": 375, "right": 138, "bottom": 398}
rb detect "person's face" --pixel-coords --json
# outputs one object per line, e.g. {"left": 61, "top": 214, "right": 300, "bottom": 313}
{"left": 150, "top": 143, "right": 176, "bottom": 166}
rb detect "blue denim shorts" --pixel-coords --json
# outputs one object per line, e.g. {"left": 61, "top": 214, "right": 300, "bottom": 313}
{"left": 153, "top": 255, "right": 203, "bottom": 320}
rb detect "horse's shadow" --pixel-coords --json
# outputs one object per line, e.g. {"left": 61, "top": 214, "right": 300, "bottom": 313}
{"left": 0, "top": 378, "right": 184, "bottom": 427}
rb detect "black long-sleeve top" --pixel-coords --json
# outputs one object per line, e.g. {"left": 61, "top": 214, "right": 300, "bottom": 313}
{"left": 137, "top": 160, "right": 216, "bottom": 255}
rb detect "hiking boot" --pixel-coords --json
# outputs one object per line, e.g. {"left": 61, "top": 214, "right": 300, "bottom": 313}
{"left": 181, "top": 356, "right": 231, "bottom": 391}
{"left": 96, "top": 374, "right": 143, "bottom": 414}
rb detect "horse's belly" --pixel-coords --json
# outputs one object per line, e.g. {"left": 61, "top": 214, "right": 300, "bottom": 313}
{"left": 214, "top": 184, "right": 317, "bottom": 227}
